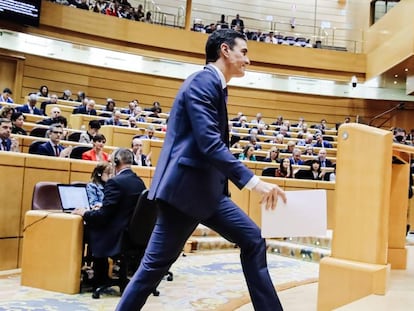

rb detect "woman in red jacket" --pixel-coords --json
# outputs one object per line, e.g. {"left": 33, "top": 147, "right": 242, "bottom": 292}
{"left": 82, "top": 134, "right": 109, "bottom": 162}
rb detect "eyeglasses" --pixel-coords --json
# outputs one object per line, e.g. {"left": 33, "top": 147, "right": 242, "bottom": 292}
{"left": 270, "top": 150, "right": 278, "bottom": 153}
{"left": 52, "top": 111, "right": 61, "bottom": 114}
{"left": 52, "top": 131, "right": 63, "bottom": 134}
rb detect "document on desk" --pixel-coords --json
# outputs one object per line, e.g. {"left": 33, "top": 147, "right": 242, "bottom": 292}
{"left": 261, "top": 189, "right": 327, "bottom": 238}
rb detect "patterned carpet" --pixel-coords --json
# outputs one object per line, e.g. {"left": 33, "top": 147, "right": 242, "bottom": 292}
{"left": 0, "top": 251, "right": 319, "bottom": 311}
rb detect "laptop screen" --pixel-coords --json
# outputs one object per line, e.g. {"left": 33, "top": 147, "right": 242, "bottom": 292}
{"left": 57, "top": 184, "right": 90, "bottom": 212}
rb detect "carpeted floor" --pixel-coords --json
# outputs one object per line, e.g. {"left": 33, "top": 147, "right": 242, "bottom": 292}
{"left": 0, "top": 251, "right": 319, "bottom": 311}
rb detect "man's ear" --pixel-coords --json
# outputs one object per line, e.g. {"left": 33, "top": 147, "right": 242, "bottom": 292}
{"left": 221, "top": 43, "right": 230, "bottom": 57}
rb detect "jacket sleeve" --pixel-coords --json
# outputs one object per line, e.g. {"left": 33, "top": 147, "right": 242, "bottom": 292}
{"left": 184, "top": 72, "right": 253, "bottom": 188}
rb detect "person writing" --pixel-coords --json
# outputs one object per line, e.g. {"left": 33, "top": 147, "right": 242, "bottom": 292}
{"left": 116, "top": 29, "right": 287, "bottom": 311}
{"left": 73, "top": 148, "right": 146, "bottom": 288}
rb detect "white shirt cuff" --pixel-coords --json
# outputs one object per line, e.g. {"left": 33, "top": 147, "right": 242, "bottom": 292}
{"left": 244, "top": 175, "right": 260, "bottom": 190}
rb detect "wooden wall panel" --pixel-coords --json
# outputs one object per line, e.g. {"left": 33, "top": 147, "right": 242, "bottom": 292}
{"left": 17, "top": 52, "right": 407, "bottom": 130}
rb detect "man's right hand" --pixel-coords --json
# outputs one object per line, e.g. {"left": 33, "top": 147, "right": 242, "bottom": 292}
{"left": 253, "top": 180, "right": 287, "bottom": 210}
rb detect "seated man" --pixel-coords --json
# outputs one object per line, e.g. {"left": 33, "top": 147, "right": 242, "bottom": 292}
{"left": 316, "top": 148, "right": 334, "bottom": 168}
{"left": 105, "top": 110, "right": 123, "bottom": 126}
{"left": 73, "top": 148, "right": 146, "bottom": 287}
{"left": 0, "top": 88, "right": 14, "bottom": 104}
{"left": 40, "top": 93, "right": 58, "bottom": 112}
{"left": 79, "top": 120, "right": 101, "bottom": 144}
{"left": 37, "top": 107, "right": 68, "bottom": 127}
{"left": 140, "top": 125, "right": 159, "bottom": 140}
{"left": 74, "top": 99, "right": 97, "bottom": 116}
{"left": 0, "top": 118, "right": 19, "bottom": 152}
{"left": 18, "top": 93, "right": 43, "bottom": 115}
{"left": 313, "top": 133, "right": 333, "bottom": 148}
{"left": 131, "top": 138, "right": 151, "bottom": 166}
{"left": 36, "top": 124, "right": 72, "bottom": 157}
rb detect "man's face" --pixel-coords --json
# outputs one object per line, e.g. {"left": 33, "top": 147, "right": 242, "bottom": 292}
{"left": 132, "top": 139, "right": 143, "bottom": 154}
{"left": 319, "top": 150, "right": 327, "bottom": 160}
{"left": 50, "top": 109, "right": 61, "bottom": 118}
{"left": 50, "top": 127, "right": 63, "bottom": 144}
{"left": 0, "top": 122, "right": 12, "bottom": 139}
{"left": 226, "top": 38, "right": 249, "bottom": 78}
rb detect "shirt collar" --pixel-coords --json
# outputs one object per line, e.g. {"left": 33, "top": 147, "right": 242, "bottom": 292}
{"left": 209, "top": 64, "right": 227, "bottom": 89}
{"left": 115, "top": 167, "right": 131, "bottom": 176}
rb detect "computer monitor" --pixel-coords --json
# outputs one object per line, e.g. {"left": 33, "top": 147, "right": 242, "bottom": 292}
{"left": 57, "top": 184, "right": 90, "bottom": 213}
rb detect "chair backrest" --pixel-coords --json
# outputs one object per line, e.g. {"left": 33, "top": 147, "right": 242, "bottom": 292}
{"left": 32, "top": 181, "right": 62, "bottom": 210}
{"left": 262, "top": 167, "right": 277, "bottom": 177}
{"left": 28, "top": 140, "right": 45, "bottom": 154}
{"left": 128, "top": 189, "right": 158, "bottom": 248}
{"left": 30, "top": 127, "right": 48, "bottom": 138}
{"left": 69, "top": 146, "right": 92, "bottom": 159}
{"left": 67, "top": 132, "right": 82, "bottom": 142}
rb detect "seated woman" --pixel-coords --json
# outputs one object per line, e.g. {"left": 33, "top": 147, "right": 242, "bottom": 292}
{"left": 263, "top": 146, "right": 279, "bottom": 163}
{"left": 276, "top": 157, "right": 294, "bottom": 178}
{"left": 0, "top": 106, "right": 14, "bottom": 119}
{"left": 82, "top": 134, "right": 109, "bottom": 162}
{"left": 86, "top": 162, "right": 112, "bottom": 209}
{"left": 238, "top": 144, "right": 256, "bottom": 161}
{"left": 298, "top": 159, "right": 325, "bottom": 180}
{"left": 11, "top": 112, "right": 27, "bottom": 135}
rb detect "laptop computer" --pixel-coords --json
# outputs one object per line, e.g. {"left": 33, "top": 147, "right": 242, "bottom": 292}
{"left": 57, "top": 184, "right": 90, "bottom": 213}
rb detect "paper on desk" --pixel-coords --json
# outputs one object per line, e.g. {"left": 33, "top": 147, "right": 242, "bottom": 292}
{"left": 261, "top": 189, "right": 327, "bottom": 238}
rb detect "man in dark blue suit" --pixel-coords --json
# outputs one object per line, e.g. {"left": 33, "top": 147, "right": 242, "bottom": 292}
{"left": 73, "top": 99, "right": 97, "bottom": 115}
{"left": 117, "top": 29, "right": 287, "bottom": 311}
{"left": 0, "top": 118, "right": 19, "bottom": 152}
{"left": 18, "top": 93, "right": 44, "bottom": 115}
{"left": 36, "top": 124, "right": 72, "bottom": 157}
{"left": 73, "top": 148, "right": 146, "bottom": 286}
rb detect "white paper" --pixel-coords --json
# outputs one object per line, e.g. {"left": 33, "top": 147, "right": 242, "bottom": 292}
{"left": 261, "top": 189, "right": 327, "bottom": 238}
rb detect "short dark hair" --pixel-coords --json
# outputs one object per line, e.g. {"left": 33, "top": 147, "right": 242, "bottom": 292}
{"left": 54, "top": 116, "right": 68, "bottom": 127}
{"left": 11, "top": 111, "right": 25, "bottom": 122}
{"left": 205, "top": 29, "right": 246, "bottom": 64}
{"left": 3, "top": 88, "right": 12, "bottom": 94}
{"left": 92, "top": 133, "right": 106, "bottom": 143}
{"left": 89, "top": 120, "right": 101, "bottom": 129}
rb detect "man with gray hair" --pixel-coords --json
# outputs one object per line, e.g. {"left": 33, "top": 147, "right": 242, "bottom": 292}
{"left": 18, "top": 94, "right": 43, "bottom": 115}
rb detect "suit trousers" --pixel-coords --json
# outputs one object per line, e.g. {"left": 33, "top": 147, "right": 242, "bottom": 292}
{"left": 116, "top": 196, "right": 283, "bottom": 311}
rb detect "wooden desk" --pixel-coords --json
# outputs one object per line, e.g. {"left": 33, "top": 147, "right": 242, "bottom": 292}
{"left": 21, "top": 210, "right": 83, "bottom": 294}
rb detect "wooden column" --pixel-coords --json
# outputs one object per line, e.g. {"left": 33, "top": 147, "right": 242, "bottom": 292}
{"left": 318, "top": 123, "right": 393, "bottom": 311}
{"left": 184, "top": 0, "right": 192, "bottom": 31}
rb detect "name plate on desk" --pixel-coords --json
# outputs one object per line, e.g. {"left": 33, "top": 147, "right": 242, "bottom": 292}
{"left": 261, "top": 189, "right": 327, "bottom": 238}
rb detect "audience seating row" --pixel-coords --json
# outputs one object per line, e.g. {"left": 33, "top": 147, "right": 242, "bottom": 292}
{"left": 0, "top": 149, "right": 337, "bottom": 271}
{"left": 0, "top": 151, "right": 153, "bottom": 271}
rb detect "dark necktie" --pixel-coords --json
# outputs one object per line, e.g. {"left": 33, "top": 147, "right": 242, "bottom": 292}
{"left": 223, "top": 87, "right": 228, "bottom": 104}
{"left": 1, "top": 140, "right": 8, "bottom": 151}
{"left": 54, "top": 145, "right": 60, "bottom": 157}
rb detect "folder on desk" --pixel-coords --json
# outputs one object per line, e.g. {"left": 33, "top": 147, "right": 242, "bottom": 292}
{"left": 261, "top": 189, "right": 327, "bottom": 238}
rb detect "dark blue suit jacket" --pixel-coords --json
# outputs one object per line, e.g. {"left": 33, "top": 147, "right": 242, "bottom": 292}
{"left": 83, "top": 169, "right": 146, "bottom": 257}
{"left": 0, "top": 138, "right": 12, "bottom": 151}
{"left": 36, "top": 141, "right": 65, "bottom": 156}
{"left": 148, "top": 65, "right": 253, "bottom": 220}
{"left": 18, "top": 104, "right": 43, "bottom": 116}
{"left": 73, "top": 106, "right": 97, "bottom": 115}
